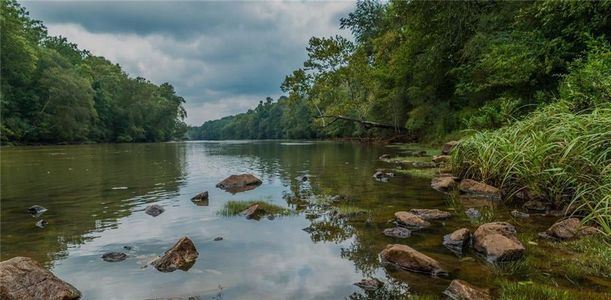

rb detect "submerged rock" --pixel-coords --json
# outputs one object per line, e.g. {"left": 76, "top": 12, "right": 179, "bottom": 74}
{"left": 213, "top": 236, "right": 223, "bottom": 241}
{"left": 443, "top": 279, "right": 491, "bottom": 300}
{"left": 35, "top": 219, "right": 48, "bottom": 228}
{"left": 394, "top": 211, "right": 431, "bottom": 229}
{"left": 101, "top": 252, "right": 127, "bottom": 262}
{"left": 432, "top": 155, "right": 451, "bottom": 164}
{"left": 379, "top": 154, "right": 392, "bottom": 160}
{"left": 145, "top": 204, "right": 165, "bottom": 217}
{"left": 354, "top": 278, "right": 384, "bottom": 291}
{"left": 27, "top": 205, "right": 47, "bottom": 216}
{"left": 431, "top": 176, "right": 457, "bottom": 193}
{"left": 295, "top": 175, "right": 309, "bottom": 182}
{"left": 191, "top": 191, "right": 209, "bottom": 206}
{"left": 442, "top": 141, "right": 460, "bottom": 155}
{"left": 0, "top": 257, "right": 81, "bottom": 300}
{"left": 511, "top": 210, "right": 530, "bottom": 218}
{"left": 411, "top": 161, "right": 437, "bottom": 168}
{"left": 372, "top": 170, "right": 393, "bottom": 182}
{"left": 152, "top": 237, "right": 199, "bottom": 272}
{"left": 242, "top": 204, "right": 265, "bottom": 220}
{"left": 473, "top": 222, "right": 525, "bottom": 263}
{"left": 443, "top": 228, "right": 470, "bottom": 256}
{"left": 409, "top": 208, "right": 451, "bottom": 220}
{"left": 379, "top": 244, "right": 446, "bottom": 275}
{"left": 538, "top": 218, "right": 598, "bottom": 240}
{"left": 383, "top": 227, "right": 412, "bottom": 238}
{"left": 216, "top": 174, "right": 262, "bottom": 193}
{"left": 459, "top": 179, "right": 500, "bottom": 199}
{"left": 465, "top": 208, "right": 481, "bottom": 219}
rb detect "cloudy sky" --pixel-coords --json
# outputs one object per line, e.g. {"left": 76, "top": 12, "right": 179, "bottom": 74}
{"left": 23, "top": 1, "right": 355, "bottom": 125}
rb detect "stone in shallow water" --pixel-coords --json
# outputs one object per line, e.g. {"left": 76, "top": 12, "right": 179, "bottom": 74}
{"left": 442, "top": 141, "right": 460, "bottom": 155}
{"left": 101, "top": 252, "right": 127, "bottom": 262}
{"left": 409, "top": 208, "right": 452, "bottom": 220}
{"left": 35, "top": 219, "right": 48, "bottom": 228}
{"left": 379, "top": 244, "right": 446, "bottom": 275}
{"left": 459, "top": 179, "right": 500, "bottom": 199}
{"left": 242, "top": 204, "right": 266, "bottom": 220}
{"left": 511, "top": 210, "right": 530, "bottom": 218}
{"left": 394, "top": 211, "right": 430, "bottom": 229}
{"left": 191, "top": 191, "right": 209, "bottom": 206}
{"left": 28, "top": 205, "right": 47, "bottom": 216}
{"left": 383, "top": 227, "right": 412, "bottom": 238}
{"left": 216, "top": 174, "right": 262, "bottom": 194}
{"left": 538, "top": 218, "right": 598, "bottom": 240}
{"left": 145, "top": 204, "right": 165, "bottom": 217}
{"left": 431, "top": 176, "right": 457, "bottom": 193}
{"left": 443, "top": 228, "right": 470, "bottom": 255}
{"left": 465, "top": 208, "right": 481, "bottom": 219}
{"left": 443, "top": 279, "right": 491, "bottom": 300}
{"left": 354, "top": 278, "right": 384, "bottom": 291}
{"left": 213, "top": 236, "right": 223, "bottom": 241}
{"left": 151, "top": 237, "right": 199, "bottom": 272}
{"left": 473, "top": 222, "right": 525, "bottom": 263}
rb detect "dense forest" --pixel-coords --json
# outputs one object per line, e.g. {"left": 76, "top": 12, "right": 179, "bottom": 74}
{"left": 0, "top": 0, "right": 187, "bottom": 144}
{"left": 190, "top": 0, "right": 609, "bottom": 141}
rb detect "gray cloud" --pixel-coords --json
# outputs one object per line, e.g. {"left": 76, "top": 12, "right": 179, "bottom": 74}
{"left": 23, "top": 1, "right": 354, "bottom": 124}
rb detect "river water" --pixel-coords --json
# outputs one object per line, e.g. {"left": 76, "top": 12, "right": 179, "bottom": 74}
{"left": 1, "top": 141, "right": 609, "bottom": 299}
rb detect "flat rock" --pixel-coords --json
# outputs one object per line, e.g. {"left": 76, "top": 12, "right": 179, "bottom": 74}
{"left": 216, "top": 174, "right": 262, "bottom": 193}
{"left": 459, "top": 179, "right": 500, "bottom": 199}
{"left": 409, "top": 208, "right": 451, "bottom": 220}
{"left": 473, "top": 222, "right": 524, "bottom": 263}
{"left": 0, "top": 257, "right": 81, "bottom": 300}
{"left": 379, "top": 244, "right": 446, "bottom": 275}
{"left": 443, "top": 228, "right": 470, "bottom": 255}
{"left": 443, "top": 279, "right": 491, "bottom": 300}
{"left": 242, "top": 204, "right": 266, "bottom": 220}
{"left": 101, "top": 252, "right": 127, "bottom": 262}
{"left": 354, "top": 278, "right": 384, "bottom": 291}
{"left": 432, "top": 155, "right": 451, "bottom": 164}
{"left": 191, "top": 191, "right": 209, "bottom": 206}
{"left": 431, "top": 176, "right": 457, "bottom": 193}
{"left": 538, "top": 218, "right": 597, "bottom": 240}
{"left": 28, "top": 205, "right": 47, "bottom": 216}
{"left": 383, "top": 227, "right": 412, "bottom": 238}
{"left": 394, "top": 211, "right": 430, "bottom": 229}
{"left": 145, "top": 204, "right": 165, "bottom": 217}
{"left": 442, "top": 141, "right": 460, "bottom": 155}
{"left": 151, "top": 237, "right": 199, "bottom": 272}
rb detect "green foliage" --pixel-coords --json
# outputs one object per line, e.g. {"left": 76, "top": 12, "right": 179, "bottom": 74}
{"left": 0, "top": 0, "right": 186, "bottom": 144}
{"left": 497, "top": 280, "right": 610, "bottom": 300}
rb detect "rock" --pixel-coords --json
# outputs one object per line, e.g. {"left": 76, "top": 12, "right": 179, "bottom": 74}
{"left": 27, "top": 205, "right": 47, "bottom": 216}
{"left": 302, "top": 226, "right": 315, "bottom": 233}
{"left": 379, "top": 154, "right": 391, "bottom": 160}
{"left": 459, "top": 179, "right": 501, "bottom": 199}
{"left": 383, "top": 227, "right": 412, "bottom": 238}
{"left": 473, "top": 222, "right": 525, "bottom": 263}
{"left": 394, "top": 211, "right": 431, "bottom": 229}
{"left": 432, "top": 155, "right": 451, "bottom": 164}
{"left": 354, "top": 278, "right": 384, "bottom": 291}
{"left": 191, "top": 191, "right": 209, "bottom": 206}
{"left": 538, "top": 218, "right": 598, "bottom": 240}
{"left": 151, "top": 237, "right": 199, "bottom": 272}
{"left": 216, "top": 174, "right": 262, "bottom": 193}
{"left": 411, "top": 161, "right": 437, "bottom": 168}
{"left": 242, "top": 204, "right": 265, "bottom": 220}
{"left": 372, "top": 171, "right": 390, "bottom": 182}
{"left": 465, "top": 208, "right": 481, "bottom": 219}
{"left": 35, "top": 219, "right": 48, "bottom": 228}
{"left": 123, "top": 245, "right": 133, "bottom": 250}
{"left": 101, "top": 252, "right": 127, "bottom": 262}
{"left": 379, "top": 244, "right": 446, "bottom": 275}
{"left": 522, "top": 200, "right": 548, "bottom": 213}
{"left": 295, "top": 175, "right": 308, "bottom": 182}
{"left": 145, "top": 204, "right": 165, "bottom": 217}
{"left": 0, "top": 257, "right": 81, "bottom": 300}
{"left": 443, "top": 228, "right": 470, "bottom": 255}
{"left": 511, "top": 210, "right": 530, "bottom": 218}
{"left": 443, "top": 279, "right": 491, "bottom": 300}
{"left": 213, "top": 236, "right": 223, "bottom": 241}
{"left": 442, "top": 141, "right": 460, "bottom": 155}
{"left": 409, "top": 208, "right": 452, "bottom": 220}
{"left": 431, "top": 176, "right": 457, "bottom": 193}
{"left": 266, "top": 215, "right": 275, "bottom": 220}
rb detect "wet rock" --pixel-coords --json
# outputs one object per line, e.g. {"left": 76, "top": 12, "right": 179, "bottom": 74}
{"left": 379, "top": 154, "right": 391, "bottom": 160}
{"left": 372, "top": 170, "right": 393, "bottom": 182}
{"left": 27, "top": 205, "right": 47, "bottom": 216}
{"left": 383, "top": 227, "right": 412, "bottom": 238}
{"left": 443, "top": 279, "right": 491, "bottom": 300}
{"left": 295, "top": 175, "right": 308, "bottom": 182}
{"left": 465, "top": 208, "right": 481, "bottom": 219}
{"left": 409, "top": 208, "right": 452, "bottom": 220}
{"left": 123, "top": 245, "right": 133, "bottom": 251}
{"left": 473, "top": 222, "right": 525, "bottom": 263}
{"left": 266, "top": 215, "right": 275, "bottom": 220}
{"left": 191, "top": 191, "right": 209, "bottom": 206}
{"left": 511, "top": 210, "right": 530, "bottom": 218}
{"left": 213, "top": 237, "right": 223, "bottom": 241}
{"left": 411, "top": 161, "right": 437, "bottom": 168}
{"left": 216, "top": 174, "right": 262, "bottom": 193}
{"left": 101, "top": 252, "right": 127, "bottom": 262}
{"left": 0, "top": 256, "right": 81, "bottom": 300}
{"left": 354, "top": 278, "right": 384, "bottom": 291}
{"left": 379, "top": 244, "right": 446, "bottom": 275}
{"left": 242, "top": 204, "right": 265, "bottom": 220}
{"left": 443, "top": 228, "right": 470, "bottom": 255}
{"left": 35, "top": 219, "right": 48, "bottom": 228}
{"left": 302, "top": 226, "right": 315, "bottom": 233}
{"left": 459, "top": 179, "right": 500, "bottom": 199}
{"left": 394, "top": 211, "right": 431, "bottom": 229}
{"left": 442, "top": 141, "right": 460, "bottom": 155}
{"left": 538, "top": 218, "right": 598, "bottom": 240}
{"left": 432, "top": 155, "right": 451, "bottom": 164}
{"left": 431, "top": 176, "right": 457, "bottom": 193}
{"left": 145, "top": 204, "right": 165, "bottom": 217}
{"left": 522, "top": 200, "right": 548, "bottom": 213}
{"left": 151, "top": 237, "right": 199, "bottom": 272}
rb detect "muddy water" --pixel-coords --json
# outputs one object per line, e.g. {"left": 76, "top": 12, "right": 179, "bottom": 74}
{"left": 0, "top": 141, "right": 608, "bottom": 299}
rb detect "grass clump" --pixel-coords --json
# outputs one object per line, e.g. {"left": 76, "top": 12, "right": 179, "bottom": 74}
{"left": 497, "top": 280, "right": 610, "bottom": 300}
{"left": 218, "top": 200, "right": 293, "bottom": 217}
{"left": 394, "top": 168, "right": 438, "bottom": 179}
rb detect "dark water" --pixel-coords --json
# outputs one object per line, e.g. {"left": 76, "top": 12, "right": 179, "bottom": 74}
{"left": 1, "top": 141, "right": 609, "bottom": 299}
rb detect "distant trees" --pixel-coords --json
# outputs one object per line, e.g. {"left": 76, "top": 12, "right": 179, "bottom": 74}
{"left": 0, "top": 0, "right": 187, "bottom": 144}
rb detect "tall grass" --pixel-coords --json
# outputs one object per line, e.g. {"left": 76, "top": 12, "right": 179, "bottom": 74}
{"left": 451, "top": 102, "right": 611, "bottom": 235}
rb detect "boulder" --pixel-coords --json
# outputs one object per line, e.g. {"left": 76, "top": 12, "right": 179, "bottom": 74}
{"left": 354, "top": 278, "right": 384, "bottom": 291}
{"left": 242, "top": 204, "right": 265, "bottom": 220}
{"left": 0, "top": 257, "right": 81, "bottom": 300}
{"left": 538, "top": 218, "right": 598, "bottom": 240}
{"left": 27, "top": 205, "right": 47, "bottom": 216}
{"left": 522, "top": 200, "right": 548, "bottom": 213}
{"left": 459, "top": 179, "right": 500, "bottom": 199}
{"left": 379, "top": 244, "right": 446, "bottom": 275}
{"left": 473, "top": 222, "right": 525, "bottom": 263}
{"left": 383, "top": 227, "right": 412, "bottom": 238}
{"left": 443, "top": 279, "right": 491, "bottom": 300}
{"left": 511, "top": 210, "right": 530, "bottom": 218}
{"left": 431, "top": 176, "right": 457, "bottom": 193}
{"left": 394, "top": 211, "right": 431, "bottom": 229}
{"left": 432, "top": 155, "right": 451, "bottom": 164}
{"left": 409, "top": 208, "right": 452, "bottom": 220}
{"left": 191, "top": 191, "right": 209, "bottom": 204}
{"left": 152, "top": 237, "right": 199, "bottom": 272}
{"left": 443, "top": 228, "right": 470, "bottom": 255}
{"left": 465, "top": 208, "right": 481, "bottom": 219}
{"left": 145, "top": 204, "right": 165, "bottom": 217}
{"left": 216, "top": 174, "right": 262, "bottom": 193}
{"left": 101, "top": 252, "right": 127, "bottom": 262}
{"left": 442, "top": 141, "right": 460, "bottom": 155}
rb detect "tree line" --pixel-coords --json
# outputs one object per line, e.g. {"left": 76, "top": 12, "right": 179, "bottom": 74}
{"left": 190, "top": 0, "right": 609, "bottom": 141}
{"left": 1, "top": 0, "right": 187, "bottom": 144}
